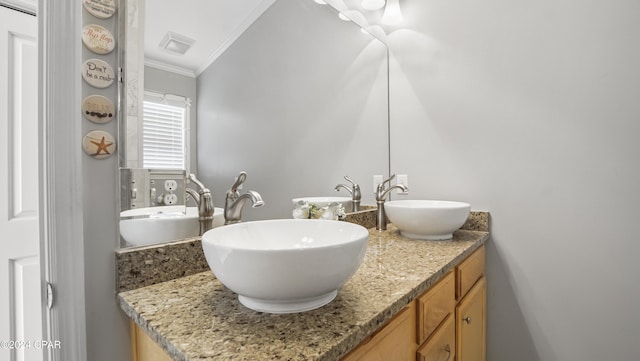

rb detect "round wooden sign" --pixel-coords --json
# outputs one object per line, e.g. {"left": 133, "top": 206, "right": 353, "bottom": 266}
{"left": 82, "top": 24, "right": 115, "bottom": 54}
{"left": 82, "top": 0, "right": 116, "bottom": 19}
{"left": 82, "top": 95, "right": 115, "bottom": 124}
{"left": 82, "top": 130, "right": 116, "bottom": 159}
{"left": 82, "top": 58, "right": 115, "bottom": 88}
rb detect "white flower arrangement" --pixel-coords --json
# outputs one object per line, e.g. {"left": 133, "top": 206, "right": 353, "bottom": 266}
{"left": 292, "top": 201, "right": 346, "bottom": 221}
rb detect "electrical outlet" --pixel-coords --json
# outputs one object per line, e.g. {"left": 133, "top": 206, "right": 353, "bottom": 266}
{"left": 373, "top": 175, "right": 383, "bottom": 194}
{"left": 164, "top": 193, "right": 178, "bottom": 205}
{"left": 164, "top": 179, "right": 178, "bottom": 192}
{"left": 396, "top": 174, "right": 409, "bottom": 194}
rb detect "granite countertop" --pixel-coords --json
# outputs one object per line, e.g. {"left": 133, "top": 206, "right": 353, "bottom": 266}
{"left": 118, "top": 223, "right": 489, "bottom": 361}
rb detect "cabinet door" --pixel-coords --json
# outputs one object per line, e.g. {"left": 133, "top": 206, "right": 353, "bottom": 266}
{"left": 456, "top": 277, "right": 486, "bottom": 361}
{"left": 130, "top": 321, "right": 172, "bottom": 361}
{"left": 417, "top": 314, "right": 455, "bottom": 361}
{"left": 341, "top": 303, "right": 417, "bottom": 361}
{"left": 417, "top": 271, "right": 455, "bottom": 345}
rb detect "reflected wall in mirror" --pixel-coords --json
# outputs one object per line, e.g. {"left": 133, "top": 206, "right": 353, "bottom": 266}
{"left": 118, "top": 0, "right": 390, "bottom": 248}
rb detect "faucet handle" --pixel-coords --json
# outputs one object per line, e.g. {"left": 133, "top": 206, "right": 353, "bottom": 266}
{"left": 344, "top": 176, "right": 357, "bottom": 187}
{"left": 230, "top": 171, "right": 248, "bottom": 193}
{"left": 381, "top": 174, "right": 396, "bottom": 189}
{"left": 343, "top": 176, "right": 361, "bottom": 201}
{"left": 188, "top": 173, "right": 209, "bottom": 193}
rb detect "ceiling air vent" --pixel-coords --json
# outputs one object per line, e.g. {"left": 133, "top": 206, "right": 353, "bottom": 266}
{"left": 158, "top": 32, "right": 195, "bottom": 56}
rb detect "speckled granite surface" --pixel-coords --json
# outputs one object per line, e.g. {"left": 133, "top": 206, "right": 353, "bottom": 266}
{"left": 462, "top": 211, "right": 490, "bottom": 232}
{"left": 118, "top": 225, "right": 488, "bottom": 361}
{"left": 116, "top": 211, "right": 489, "bottom": 292}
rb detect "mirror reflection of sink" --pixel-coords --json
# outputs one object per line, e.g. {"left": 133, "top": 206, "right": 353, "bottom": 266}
{"left": 120, "top": 206, "right": 224, "bottom": 247}
{"left": 384, "top": 200, "right": 471, "bottom": 240}
{"left": 202, "top": 219, "right": 369, "bottom": 313}
{"left": 291, "top": 196, "right": 352, "bottom": 209}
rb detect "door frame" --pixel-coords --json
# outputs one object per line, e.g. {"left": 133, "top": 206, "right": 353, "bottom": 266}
{"left": 38, "top": 0, "right": 87, "bottom": 360}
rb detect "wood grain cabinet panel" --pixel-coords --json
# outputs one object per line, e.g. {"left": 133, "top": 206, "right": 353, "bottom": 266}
{"left": 456, "top": 277, "right": 486, "bottom": 361}
{"left": 416, "top": 314, "right": 455, "bottom": 361}
{"left": 456, "top": 246, "right": 485, "bottom": 301}
{"left": 416, "top": 271, "right": 455, "bottom": 345}
{"left": 341, "top": 303, "right": 417, "bottom": 361}
{"left": 130, "top": 321, "right": 172, "bottom": 361}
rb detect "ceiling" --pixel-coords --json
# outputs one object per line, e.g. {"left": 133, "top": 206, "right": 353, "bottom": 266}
{"left": 144, "top": 0, "right": 275, "bottom": 77}
{"left": 142, "top": 0, "right": 388, "bottom": 78}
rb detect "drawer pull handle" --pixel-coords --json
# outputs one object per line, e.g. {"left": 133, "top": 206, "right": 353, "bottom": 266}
{"left": 463, "top": 316, "right": 472, "bottom": 324}
{"left": 441, "top": 344, "right": 452, "bottom": 361}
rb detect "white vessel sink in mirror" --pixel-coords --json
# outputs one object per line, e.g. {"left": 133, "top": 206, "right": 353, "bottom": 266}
{"left": 120, "top": 206, "right": 224, "bottom": 247}
{"left": 202, "top": 219, "right": 369, "bottom": 313}
{"left": 384, "top": 200, "right": 471, "bottom": 240}
{"left": 291, "top": 196, "right": 351, "bottom": 208}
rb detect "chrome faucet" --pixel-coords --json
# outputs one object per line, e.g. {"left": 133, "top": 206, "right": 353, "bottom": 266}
{"left": 375, "top": 174, "right": 408, "bottom": 231}
{"left": 335, "top": 176, "right": 361, "bottom": 212}
{"left": 224, "top": 171, "right": 264, "bottom": 225}
{"left": 186, "top": 174, "right": 215, "bottom": 236}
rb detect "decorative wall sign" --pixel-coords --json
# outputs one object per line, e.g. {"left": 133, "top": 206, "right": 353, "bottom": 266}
{"left": 82, "top": 24, "right": 115, "bottom": 54}
{"left": 82, "top": 95, "right": 115, "bottom": 124}
{"left": 83, "top": 130, "right": 116, "bottom": 159}
{"left": 82, "top": 58, "right": 115, "bottom": 88}
{"left": 83, "top": 0, "right": 116, "bottom": 19}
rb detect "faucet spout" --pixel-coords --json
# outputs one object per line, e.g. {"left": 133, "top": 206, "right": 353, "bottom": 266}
{"left": 375, "top": 175, "right": 408, "bottom": 231}
{"left": 334, "top": 176, "right": 361, "bottom": 212}
{"left": 187, "top": 174, "right": 215, "bottom": 235}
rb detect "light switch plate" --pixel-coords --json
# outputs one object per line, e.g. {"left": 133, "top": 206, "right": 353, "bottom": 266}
{"left": 396, "top": 174, "right": 409, "bottom": 194}
{"left": 373, "top": 175, "right": 383, "bottom": 194}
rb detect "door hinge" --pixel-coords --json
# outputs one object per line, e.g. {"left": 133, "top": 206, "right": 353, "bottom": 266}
{"left": 46, "top": 282, "right": 54, "bottom": 310}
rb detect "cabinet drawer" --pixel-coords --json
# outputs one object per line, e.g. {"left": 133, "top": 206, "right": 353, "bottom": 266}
{"left": 341, "top": 303, "right": 417, "bottom": 361}
{"left": 456, "top": 245, "right": 485, "bottom": 301}
{"left": 416, "top": 314, "right": 455, "bottom": 361}
{"left": 416, "top": 271, "right": 455, "bottom": 345}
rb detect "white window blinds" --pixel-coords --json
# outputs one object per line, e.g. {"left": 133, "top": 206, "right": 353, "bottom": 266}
{"left": 142, "top": 92, "right": 190, "bottom": 169}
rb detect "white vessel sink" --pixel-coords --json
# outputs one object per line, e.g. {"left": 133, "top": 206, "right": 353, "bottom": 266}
{"left": 384, "top": 200, "right": 471, "bottom": 240}
{"left": 120, "top": 206, "right": 224, "bottom": 247}
{"left": 291, "top": 196, "right": 352, "bottom": 209}
{"left": 202, "top": 219, "right": 369, "bottom": 313}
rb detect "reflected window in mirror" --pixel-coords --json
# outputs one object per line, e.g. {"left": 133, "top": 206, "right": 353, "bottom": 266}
{"left": 142, "top": 91, "right": 191, "bottom": 170}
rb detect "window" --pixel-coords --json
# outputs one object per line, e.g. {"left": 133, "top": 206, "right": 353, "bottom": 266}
{"left": 142, "top": 91, "right": 190, "bottom": 169}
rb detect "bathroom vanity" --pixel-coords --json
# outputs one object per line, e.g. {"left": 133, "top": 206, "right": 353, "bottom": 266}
{"left": 117, "top": 212, "right": 488, "bottom": 361}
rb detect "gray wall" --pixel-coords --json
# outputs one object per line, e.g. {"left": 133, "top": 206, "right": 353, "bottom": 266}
{"left": 80, "top": 4, "right": 130, "bottom": 361}
{"left": 389, "top": 0, "right": 640, "bottom": 360}
{"left": 71, "top": 0, "right": 640, "bottom": 359}
{"left": 196, "top": 0, "right": 388, "bottom": 219}
{"left": 144, "top": 66, "right": 198, "bottom": 174}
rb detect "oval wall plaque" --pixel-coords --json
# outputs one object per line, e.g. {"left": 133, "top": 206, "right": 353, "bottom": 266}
{"left": 82, "top": 95, "right": 115, "bottom": 124}
{"left": 83, "top": 0, "right": 116, "bottom": 19}
{"left": 82, "top": 58, "right": 115, "bottom": 88}
{"left": 82, "top": 24, "right": 115, "bottom": 54}
{"left": 82, "top": 130, "right": 116, "bottom": 159}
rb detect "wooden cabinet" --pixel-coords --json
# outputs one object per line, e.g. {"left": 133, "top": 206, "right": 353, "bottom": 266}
{"left": 342, "top": 245, "right": 486, "bottom": 361}
{"left": 417, "top": 314, "right": 455, "bottom": 361}
{"left": 456, "top": 277, "right": 486, "bottom": 361}
{"left": 417, "top": 271, "right": 455, "bottom": 345}
{"left": 130, "top": 321, "right": 172, "bottom": 361}
{"left": 341, "top": 303, "right": 417, "bottom": 361}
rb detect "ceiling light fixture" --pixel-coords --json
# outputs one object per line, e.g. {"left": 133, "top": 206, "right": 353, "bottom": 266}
{"left": 361, "top": 0, "right": 386, "bottom": 11}
{"left": 381, "top": 0, "right": 403, "bottom": 25}
{"left": 158, "top": 31, "right": 195, "bottom": 56}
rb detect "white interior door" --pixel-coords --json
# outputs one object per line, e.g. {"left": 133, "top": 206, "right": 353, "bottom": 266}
{"left": 0, "top": 5, "right": 42, "bottom": 361}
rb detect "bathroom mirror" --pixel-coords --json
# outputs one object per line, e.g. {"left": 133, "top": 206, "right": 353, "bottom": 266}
{"left": 118, "top": 0, "right": 389, "bottom": 248}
